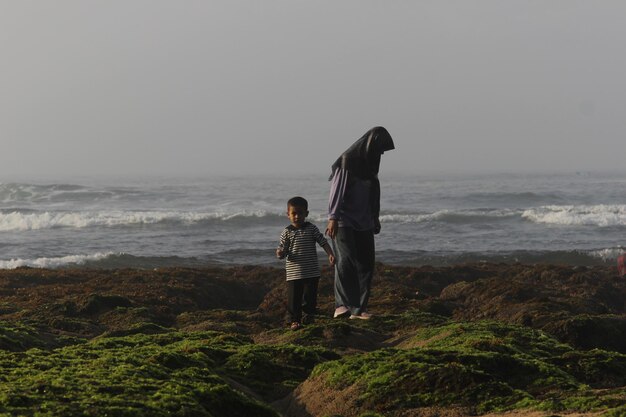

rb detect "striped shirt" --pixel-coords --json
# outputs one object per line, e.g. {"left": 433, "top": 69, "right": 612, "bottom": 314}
{"left": 278, "top": 222, "right": 329, "bottom": 281}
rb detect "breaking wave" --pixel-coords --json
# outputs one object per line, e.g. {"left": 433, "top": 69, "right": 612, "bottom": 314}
{"left": 0, "top": 252, "right": 116, "bottom": 269}
{"left": 0, "top": 210, "right": 280, "bottom": 232}
{"left": 522, "top": 205, "right": 626, "bottom": 227}
{"left": 6, "top": 204, "right": 625, "bottom": 232}
{"left": 0, "top": 182, "right": 120, "bottom": 204}
{"left": 379, "top": 209, "right": 518, "bottom": 224}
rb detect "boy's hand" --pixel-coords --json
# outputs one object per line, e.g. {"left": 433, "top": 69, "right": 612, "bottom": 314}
{"left": 328, "top": 254, "right": 336, "bottom": 267}
{"left": 276, "top": 248, "right": 285, "bottom": 259}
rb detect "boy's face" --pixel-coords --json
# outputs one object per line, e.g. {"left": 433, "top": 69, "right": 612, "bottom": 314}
{"left": 287, "top": 205, "right": 308, "bottom": 228}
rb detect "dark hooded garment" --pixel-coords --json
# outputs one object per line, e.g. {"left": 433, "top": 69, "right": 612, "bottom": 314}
{"left": 329, "top": 126, "right": 395, "bottom": 220}
{"left": 329, "top": 126, "right": 395, "bottom": 181}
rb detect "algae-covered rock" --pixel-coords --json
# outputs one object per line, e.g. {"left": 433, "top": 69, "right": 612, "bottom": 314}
{"left": 0, "top": 321, "right": 67, "bottom": 351}
{"left": 0, "top": 330, "right": 317, "bottom": 416}
{"left": 78, "top": 293, "right": 133, "bottom": 315}
{"left": 223, "top": 343, "right": 338, "bottom": 401}
{"left": 0, "top": 264, "right": 625, "bottom": 416}
{"left": 282, "top": 321, "right": 626, "bottom": 417}
{"left": 545, "top": 314, "right": 626, "bottom": 353}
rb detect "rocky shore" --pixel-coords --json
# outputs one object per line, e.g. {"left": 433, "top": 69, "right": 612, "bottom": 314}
{"left": 0, "top": 263, "right": 624, "bottom": 416}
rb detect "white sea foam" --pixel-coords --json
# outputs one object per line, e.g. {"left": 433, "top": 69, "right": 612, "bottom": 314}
{"left": 378, "top": 209, "right": 517, "bottom": 223}
{"left": 0, "top": 210, "right": 274, "bottom": 232}
{"left": 588, "top": 247, "right": 626, "bottom": 261}
{"left": 0, "top": 182, "right": 89, "bottom": 204}
{"left": 308, "top": 209, "right": 517, "bottom": 224}
{"left": 521, "top": 205, "right": 626, "bottom": 227}
{"left": 379, "top": 213, "right": 441, "bottom": 223}
{"left": 311, "top": 212, "right": 438, "bottom": 224}
{"left": 0, "top": 252, "right": 115, "bottom": 269}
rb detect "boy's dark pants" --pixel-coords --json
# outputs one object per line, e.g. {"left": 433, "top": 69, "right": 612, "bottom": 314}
{"left": 287, "top": 277, "right": 319, "bottom": 323}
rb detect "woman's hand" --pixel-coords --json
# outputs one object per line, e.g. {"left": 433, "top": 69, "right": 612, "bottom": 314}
{"left": 325, "top": 219, "right": 338, "bottom": 240}
{"left": 374, "top": 218, "right": 381, "bottom": 235}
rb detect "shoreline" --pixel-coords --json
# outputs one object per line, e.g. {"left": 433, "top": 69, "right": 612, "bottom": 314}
{"left": 1, "top": 247, "right": 623, "bottom": 271}
{"left": 0, "top": 258, "right": 620, "bottom": 274}
{"left": 0, "top": 262, "right": 623, "bottom": 356}
{"left": 0, "top": 262, "right": 624, "bottom": 416}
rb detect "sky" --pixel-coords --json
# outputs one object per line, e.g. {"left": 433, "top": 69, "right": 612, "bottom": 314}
{"left": 1, "top": 1, "right": 626, "bottom": 178}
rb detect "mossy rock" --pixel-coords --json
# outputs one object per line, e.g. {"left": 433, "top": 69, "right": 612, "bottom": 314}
{"left": 0, "top": 331, "right": 246, "bottom": 415}
{"left": 99, "top": 322, "right": 172, "bottom": 338}
{"left": 78, "top": 293, "right": 133, "bottom": 315}
{"left": 291, "top": 321, "right": 626, "bottom": 416}
{"left": 223, "top": 342, "right": 338, "bottom": 401}
{"left": 0, "top": 322, "right": 52, "bottom": 351}
{"left": 0, "top": 329, "right": 341, "bottom": 416}
{"left": 546, "top": 314, "right": 626, "bottom": 353}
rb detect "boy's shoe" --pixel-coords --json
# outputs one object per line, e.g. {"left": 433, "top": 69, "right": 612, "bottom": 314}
{"left": 349, "top": 312, "right": 373, "bottom": 320}
{"left": 290, "top": 321, "right": 302, "bottom": 331}
{"left": 333, "top": 306, "right": 350, "bottom": 318}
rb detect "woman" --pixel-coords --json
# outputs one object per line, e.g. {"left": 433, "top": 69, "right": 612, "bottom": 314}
{"left": 325, "top": 126, "right": 395, "bottom": 319}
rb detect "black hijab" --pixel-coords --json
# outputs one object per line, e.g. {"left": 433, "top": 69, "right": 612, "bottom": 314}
{"left": 329, "top": 126, "right": 395, "bottom": 180}
{"left": 329, "top": 126, "right": 395, "bottom": 220}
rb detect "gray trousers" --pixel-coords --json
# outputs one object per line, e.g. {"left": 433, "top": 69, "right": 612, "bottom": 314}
{"left": 333, "top": 227, "right": 375, "bottom": 315}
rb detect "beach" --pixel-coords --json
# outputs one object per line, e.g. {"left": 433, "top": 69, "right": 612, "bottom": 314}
{"left": 1, "top": 173, "right": 626, "bottom": 415}
{"left": 0, "top": 262, "right": 624, "bottom": 416}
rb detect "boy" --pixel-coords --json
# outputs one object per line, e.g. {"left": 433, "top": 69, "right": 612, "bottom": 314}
{"left": 277, "top": 196, "right": 335, "bottom": 330}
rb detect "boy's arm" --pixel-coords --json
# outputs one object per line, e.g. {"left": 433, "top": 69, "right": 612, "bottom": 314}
{"left": 313, "top": 224, "right": 335, "bottom": 266}
{"left": 322, "top": 242, "right": 335, "bottom": 267}
{"left": 276, "top": 229, "right": 288, "bottom": 259}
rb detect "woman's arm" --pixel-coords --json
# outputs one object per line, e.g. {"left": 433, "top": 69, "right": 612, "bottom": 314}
{"left": 326, "top": 168, "right": 349, "bottom": 239}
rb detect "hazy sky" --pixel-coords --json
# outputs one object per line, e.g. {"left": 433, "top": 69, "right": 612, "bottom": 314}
{"left": 2, "top": 1, "right": 625, "bottom": 178}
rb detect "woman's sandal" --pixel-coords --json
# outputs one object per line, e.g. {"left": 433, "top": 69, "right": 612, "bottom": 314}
{"left": 290, "top": 321, "right": 302, "bottom": 331}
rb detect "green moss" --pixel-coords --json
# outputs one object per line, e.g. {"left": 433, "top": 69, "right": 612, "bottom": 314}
{"left": 100, "top": 322, "right": 172, "bottom": 338}
{"left": 0, "top": 303, "right": 19, "bottom": 315}
{"left": 339, "top": 310, "right": 450, "bottom": 336}
{"left": 1, "top": 312, "right": 624, "bottom": 416}
{"left": 0, "top": 321, "right": 50, "bottom": 351}
{"left": 551, "top": 349, "right": 626, "bottom": 388}
{"left": 397, "top": 321, "right": 572, "bottom": 358}
{"left": 0, "top": 330, "right": 285, "bottom": 416}
{"left": 78, "top": 293, "right": 132, "bottom": 315}
{"left": 0, "top": 326, "right": 342, "bottom": 416}
{"left": 604, "top": 405, "right": 626, "bottom": 417}
{"left": 48, "top": 317, "right": 96, "bottom": 334}
{"left": 312, "top": 320, "right": 624, "bottom": 414}
{"left": 223, "top": 343, "right": 338, "bottom": 400}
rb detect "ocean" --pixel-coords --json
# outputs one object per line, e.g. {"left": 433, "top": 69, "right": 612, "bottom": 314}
{"left": 1, "top": 172, "right": 625, "bottom": 269}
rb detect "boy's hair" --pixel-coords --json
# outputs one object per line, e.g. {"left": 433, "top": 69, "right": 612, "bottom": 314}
{"left": 287, "top": 196, "right": 308, "bottom": 209}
